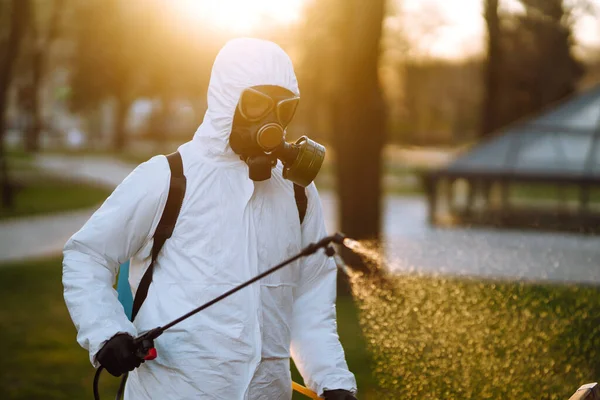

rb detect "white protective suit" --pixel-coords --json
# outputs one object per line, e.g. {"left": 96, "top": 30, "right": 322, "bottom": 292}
{"left": 62, "top": 38, "right": 357, "bottom": 399}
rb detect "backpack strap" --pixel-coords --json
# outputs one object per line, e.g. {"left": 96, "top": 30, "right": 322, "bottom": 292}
{"left": 294, "top": 184, "right": 308, "bottom": 224}
{"left": 131, "top": 152, "right": 186, "bottom": 321}
{"left": 130, "top": 158, "right": 304, "bottom": 321}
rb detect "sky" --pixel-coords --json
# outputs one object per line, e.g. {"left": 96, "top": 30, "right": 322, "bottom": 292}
{"left": 171, "top": 0, "right": 600, "bottom": 60}
{"left": 171, "top": 0, "right": 304, "bottom": 33}
{"left": 401, "top": 0, "right": 600, "bottom": 60}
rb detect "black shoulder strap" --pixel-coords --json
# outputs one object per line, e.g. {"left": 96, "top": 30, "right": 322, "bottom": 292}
{"left": 294, "top": 184, "right": 308, "bottom": 225}
{"left": 131, "top": 152, "right": 186, "bottom": 321}
{"left": 131, "top": 162, "right": 303, "bottom": 321}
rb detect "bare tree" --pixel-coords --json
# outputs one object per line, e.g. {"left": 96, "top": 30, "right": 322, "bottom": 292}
{"left": 70, "top": 0, "right": 145, "bottom": 152}
{"left": 0, "top": 0, "right": 29, "bottom": 208}
{"left": 23, "top": 0, "right": 65, "bottom": 152}
{"left": 481, "top": 0, "right": 502, "bottom": 137}
{"left": 481, "top": 0, "right": 584, "bottom": 135}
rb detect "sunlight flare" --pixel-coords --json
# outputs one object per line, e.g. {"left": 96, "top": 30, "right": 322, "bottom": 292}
{"left": 171, "top": 0, "right": 305, "bottom": 33}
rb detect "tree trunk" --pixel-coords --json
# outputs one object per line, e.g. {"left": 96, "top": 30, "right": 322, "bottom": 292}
{"left": 0, "top": 0, "right": 29, "bottom": 208}
{"left": 25, "top": 0, "right": 64, "bottom": 153}
{"left": 156, "top": 96, "right": 171, "bottom": 148}
{"left": 481, "top": 0, "right": 502, "bottom": 137}
{"left": 113, "top": 97, "right": 130, "bottom": 152}
{"left": 331, "top": 0, "right": 387, "bottom": 273}
{"left": 25, "top": 49, "right": 42, "bottom": 152}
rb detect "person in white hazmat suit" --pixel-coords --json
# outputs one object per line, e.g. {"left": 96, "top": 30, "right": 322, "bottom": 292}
{"left": 62, "top": 38, "right": 358, "bottom": 399}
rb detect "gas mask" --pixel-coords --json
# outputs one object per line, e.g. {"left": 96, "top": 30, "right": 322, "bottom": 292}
{"left": 229, "top": 85, "right": 325, "bottom": 187}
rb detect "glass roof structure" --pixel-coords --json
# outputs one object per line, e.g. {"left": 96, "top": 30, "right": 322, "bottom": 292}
{"left": 439, "top": 84, "right": 600, "bottom": 183}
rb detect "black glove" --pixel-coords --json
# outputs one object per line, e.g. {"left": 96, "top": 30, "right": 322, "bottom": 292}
{"left": 323, "top": 389, "right": 358, "bottom": 400}
{"left": 96, "top": 333, "right": 142, "bottom": 377}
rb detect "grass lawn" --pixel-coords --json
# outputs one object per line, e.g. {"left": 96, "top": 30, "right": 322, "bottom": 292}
{"left": 41, "top": 149, "right": 162, "bottom": 168}
{"left": 2, "top": 257, "right": 598, "bottom": 399}
{"left": 350, "top": 271, "right": 600, "bottom": 399}
{"left": 510, "top": 183, "right": 600, "bottom": 204}
{"left": 0, "top": 258, "right": 122, "bottom": 399}
{"left": 0, "top": 258, "right": 372, "bottom": 400}
{"left": 0, "top": 178, "right": 111, "bottom": 220}
{"left": 0, "top": 158, "right": 111, "bottom": 220}
{"left": 45, "top": 148, "right": 428, "bottom": 196}
{"left": 0, "top": 177, "right": 111, "bottom": 220}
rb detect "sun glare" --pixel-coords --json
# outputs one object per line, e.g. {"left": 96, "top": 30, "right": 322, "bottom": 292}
{"left": 172, "top": 0, "right": 305, "bottom": 34}
{"left": 171, "top": 0, "right": 599, "bottom": 59}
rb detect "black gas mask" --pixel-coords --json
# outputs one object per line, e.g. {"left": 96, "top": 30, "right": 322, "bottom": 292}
{"left": 229, "top": 85, "right": 325, "bottom": 187}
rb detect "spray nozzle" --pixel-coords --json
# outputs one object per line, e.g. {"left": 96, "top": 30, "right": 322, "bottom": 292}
{"left": 301, "top": 232, "right": 347, "bottom": 256}
{"left": 331, "top": 232, "right": 347, "bottom": 245}
{"left": 316, "top": 232, "right": 346, "bottom": 248}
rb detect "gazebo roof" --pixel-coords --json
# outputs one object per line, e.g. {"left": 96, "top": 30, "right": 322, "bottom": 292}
{"left": 438, "top": 84, "right": 600, "bottom": 184}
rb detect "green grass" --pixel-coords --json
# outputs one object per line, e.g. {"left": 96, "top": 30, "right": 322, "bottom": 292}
{"left": 35, "top": 148, "right": 429, "bottom": 197}
{"left": 1, "top": 153, "right": 111, "bottom": 220}
{"left": 0, "top": 258, "right": 371, "bottom": 400}
{"left": 2, "top": 258, "right": 597, "bottom": 399}
{"left": 510, "top": 183, "right": 600, "bottom": 203}
{"left": 314, "top": 163, "right": 425, "bottom": 196}
{"left": 116, "top": 153, "right": 155, "bottom": 166}
{"left": 0, "top": 258, "right": 122, "bottom": 399}
{"left": 6, "top": 149, "right": 34, "bottom": 161}
{"left": 350, "top": 272, "right": 600, "bottom": 399}
{"left": 0, "top": 176, "right": 111, "bottom": 220}
{"left": 39, "top": 149, "right": 163, "bottom": 167}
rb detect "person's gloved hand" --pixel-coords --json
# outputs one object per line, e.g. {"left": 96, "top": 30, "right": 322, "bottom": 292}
{"left": 323, "top": 389, "right": 358, "bottom": 400}
{"left": 96, "top": 333, "right": 142, "bottom": 377}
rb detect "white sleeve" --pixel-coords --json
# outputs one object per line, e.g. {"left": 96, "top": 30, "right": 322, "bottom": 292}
{"left": 62, "top": 155, "right": 170, "bottom": 366}
{"left": 290, "top": 184, "right": 358, "bottom": 396}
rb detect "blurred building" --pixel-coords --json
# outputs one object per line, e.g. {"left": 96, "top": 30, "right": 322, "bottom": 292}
{"left": 425, "top": 83, "right": 600, "bottom": 234}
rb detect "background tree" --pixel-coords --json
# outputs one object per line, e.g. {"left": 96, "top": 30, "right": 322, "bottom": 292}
{"left": 481, "top": 0, "right": 502, "bottom": 137}
{"left": 511, "top": 0, "right": 583, "bottom": 116}
{"left": 402, "top": 59, "right": 483, "bottom": 145}
{"left": 140, "top": 2, "right": 225, "bottom": 146}
{"left": 294, "top": 0, "right": 388, "bottom": 279}
{"left": 481, "top": 0, "right": 584, "bottom": 136}
{"left": 331, "top": 0, "right": 387, "bottom": 245}
{"left": 69, "top": 0, "right": 149, "bottom": 151}
{"left": 69, "top": 0, "right": 226, "bottom": 151}
{"left": 21, "top": 0, "right": 65, "bottom": 152}
{"left": 0, "top": 0, "right": 29, "bottom": 208}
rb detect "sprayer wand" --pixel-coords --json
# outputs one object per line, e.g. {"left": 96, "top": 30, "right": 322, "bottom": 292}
{"left": 94, "top": 233, "right": 346, "bottom": 400}
{"left": 134, "top": 232, "right": 346, "bottom": 354}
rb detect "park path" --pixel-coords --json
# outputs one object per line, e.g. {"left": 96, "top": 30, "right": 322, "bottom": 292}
{"left": 1, "top": 154, "right": 599, "bottom": 286}
{"left": 0, "top": 208, "right": 94, "bottom": 263}
{"left": 0, "top": 155, "right": 134, "bottom": 264}
{"left": 35, "top": 154, "right": 135, "bottom": 187}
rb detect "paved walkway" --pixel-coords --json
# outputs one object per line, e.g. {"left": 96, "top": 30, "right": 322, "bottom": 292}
{"left": 35, "top": 154, "right": 135, "bottom": 187}
{"left": 1, "top": 154, "right": 599, "bottom": 285}
{"left": 0, "top": 208, "right": 94, "bottom": 262}
{"left": 324, "top": 195, "right": 600, "bottom": 284}
{"left": 0, "top": 154, "right": 132, "bottom": 264}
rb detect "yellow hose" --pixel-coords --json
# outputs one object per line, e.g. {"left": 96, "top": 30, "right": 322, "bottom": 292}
{"left": 292, "top": 381, "right": 323, "bottom": 399}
